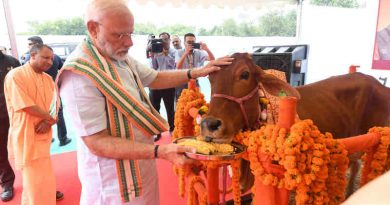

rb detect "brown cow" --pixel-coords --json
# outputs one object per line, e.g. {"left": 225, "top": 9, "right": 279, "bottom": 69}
{"left": 201, "top": 53, "right": 390, "bottom": 194}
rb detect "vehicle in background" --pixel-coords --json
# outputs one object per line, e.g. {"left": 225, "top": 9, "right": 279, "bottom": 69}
{"left": 48, "top": 42, "right": 78, "bottom": 63}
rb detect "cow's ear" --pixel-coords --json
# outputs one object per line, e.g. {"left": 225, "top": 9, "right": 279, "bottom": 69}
{"left": 259, "top": 73, "right": 301, "bottom": 99}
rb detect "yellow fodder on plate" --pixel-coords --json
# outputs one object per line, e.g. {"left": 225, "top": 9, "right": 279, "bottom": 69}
{"left": 177, "top": 139, "right": 234, "bottom": 155}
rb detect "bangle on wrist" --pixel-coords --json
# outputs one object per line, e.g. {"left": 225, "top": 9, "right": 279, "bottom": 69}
{"left": 187, "top": 69, "right": 193, "bottom": 80}
{"left": 154, "top": 145, "right": 159, "bottom": 158}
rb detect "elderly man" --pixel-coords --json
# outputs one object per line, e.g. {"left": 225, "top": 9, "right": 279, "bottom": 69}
{"left": 57, "top": 0, "right": 232, "bottom": 204}
{"left": 4, "top": 44, "right": 63, "bottom": 204}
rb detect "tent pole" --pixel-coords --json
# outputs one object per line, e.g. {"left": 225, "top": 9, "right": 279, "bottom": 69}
{"left": 2, "top": 0, "right": 18, "bottom": 58}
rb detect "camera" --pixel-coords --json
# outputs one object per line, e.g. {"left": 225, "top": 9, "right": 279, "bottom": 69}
{"left": 146, "top": 34, "right": 164, "bottom": 57}
{"left": 192, "top": 43, "right": 201, "bottom": 49}
{"left": 150, "top": 39, "right": 164, "bottom": 53}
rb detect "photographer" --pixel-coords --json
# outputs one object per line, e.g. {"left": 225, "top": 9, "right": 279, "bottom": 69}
{"left": 175, "top": 33, "right": 215, "bottom": 100}
{"left": 149, "top": 32, "right": 176, "bottom": 141}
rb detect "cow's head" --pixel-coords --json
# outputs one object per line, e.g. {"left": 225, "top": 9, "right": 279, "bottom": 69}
{"left": 200, "top": 53, "right": 300, "bottom": 143}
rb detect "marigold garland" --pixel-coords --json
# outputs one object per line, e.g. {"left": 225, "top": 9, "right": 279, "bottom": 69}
{"left": 187, "top": 175, "right": 207, "bottom": 205}
{"left": 173, "top": 87, "right": 242, "bottom": 205}
{"left": 172, "top": 87, "right": 206, "bottom": 139}
{"left": 237, "top": 120, "right": 349, "bottom": 205}
{"left": 172, "top": 86, "right": 390, "bottom": 205}
{"left": 360, "top": 126, "right": 390, "bottom": 186}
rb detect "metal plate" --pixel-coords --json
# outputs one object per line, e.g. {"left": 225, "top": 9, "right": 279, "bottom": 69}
{"left": 174, "top": 137, "right": 246, "bottom": 161}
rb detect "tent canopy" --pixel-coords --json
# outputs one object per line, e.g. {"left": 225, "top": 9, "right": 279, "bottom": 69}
{"left": 134, "top": 0, "right": 296, "bottom": 9}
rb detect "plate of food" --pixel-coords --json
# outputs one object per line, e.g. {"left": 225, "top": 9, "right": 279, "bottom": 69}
{"left": 174, "top": 137, "right": 245, "bottom": 161}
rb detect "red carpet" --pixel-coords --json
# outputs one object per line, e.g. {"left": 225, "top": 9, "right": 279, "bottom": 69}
{"left": 4, "top": 132, "right": 187, "bottom": 205}
{"left": 4, "top": 132, "right": 240, "bottom": 204}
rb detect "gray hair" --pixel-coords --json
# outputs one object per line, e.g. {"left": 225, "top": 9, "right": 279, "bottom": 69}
{"left": 85, "top": 0, "right": 130, "bottom": 24}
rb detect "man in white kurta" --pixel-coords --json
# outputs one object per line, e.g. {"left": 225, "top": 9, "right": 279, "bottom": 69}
{"left": 59, "top": 46, "right": 160, "bottom": 204}
{"left": 58, "top": 1, "right": 232, "bottom": 204}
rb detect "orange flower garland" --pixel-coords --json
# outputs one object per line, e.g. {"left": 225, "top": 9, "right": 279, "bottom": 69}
{"left": 187, "top": 175, "right": 207, "bottom": 205}
{"left": 173, "top": 87, "right": 242, "bottom": 205}
{"left": 172, "top": 87, "right": 206, "bottom": 139}
{"left": 360, "top": 126, "right": 390, "bottom": 186}
{"left": 239, "top": 120, "right": 349, "bottom": 205}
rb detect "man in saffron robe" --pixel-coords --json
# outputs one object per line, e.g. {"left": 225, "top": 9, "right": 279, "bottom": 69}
{"left": 4, "top": 44, "right": 62, "bottom": 205}
{"left": 57, "top": 0, "right": 232, "bottom": 204}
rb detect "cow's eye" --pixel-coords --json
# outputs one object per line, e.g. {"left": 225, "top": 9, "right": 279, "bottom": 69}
{"left": 240, "top": 71, "right": 250, "bottom": 80}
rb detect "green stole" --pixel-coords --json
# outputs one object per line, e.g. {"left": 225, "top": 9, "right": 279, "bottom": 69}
{"left": 58, "top": 38, "right": 168, "bottom": 202}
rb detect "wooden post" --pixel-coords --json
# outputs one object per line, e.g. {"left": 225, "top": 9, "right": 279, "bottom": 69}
{"left": 254, "top": 97, "right": 297, "bottom": 205}
{"left": 337, "top": 132, "right": 381, "bottom": 154}
{"left": 349, "top": 65, "right": 360, "bottom": 74}
{"left": 277, "top": 97, "right": 297, "bottom": 130}
{"left": 207, "top": 167, "right": 220, "bottom": 205}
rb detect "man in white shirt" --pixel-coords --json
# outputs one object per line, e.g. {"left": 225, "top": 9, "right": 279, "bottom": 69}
{"left": 57, "top": 0, "right": 232, "bottom": 204}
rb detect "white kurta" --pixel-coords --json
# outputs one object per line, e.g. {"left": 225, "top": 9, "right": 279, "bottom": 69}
{"left": 59, "top": 47, "right": 160, "bottom": 205}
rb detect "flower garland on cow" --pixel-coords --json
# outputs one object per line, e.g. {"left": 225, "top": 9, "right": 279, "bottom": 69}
{"left": 172, "top": 87, "right": 242, "bottom": 205}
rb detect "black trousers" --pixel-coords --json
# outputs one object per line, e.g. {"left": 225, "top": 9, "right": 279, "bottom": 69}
{"left": 0, "top": 117, "right": 15, "bottom": 189}
{"left": 56, "top": 101, "right": 68, "bottom": 142}
{"left": 149, "top": 88, "right": 175, "bottom": 132}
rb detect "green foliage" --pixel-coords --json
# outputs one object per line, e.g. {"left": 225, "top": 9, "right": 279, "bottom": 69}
{"left": 310, "top": 0, "right": 359, "bottom": 8}
{"left": 26, "top": 10, "right": 297, "bottom": 37}
{"left": 199, "top": 10, "right": 296, "bottom": 37}
{"left": 257, "top": 10, "right": 297, "bottom": 36}
{"left": 27, "top": 17, "right": 86, "bottom": 35}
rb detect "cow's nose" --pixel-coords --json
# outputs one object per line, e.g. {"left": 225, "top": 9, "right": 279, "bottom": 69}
{"left": 201, "top": 118, "right": 222, "bottom": 132}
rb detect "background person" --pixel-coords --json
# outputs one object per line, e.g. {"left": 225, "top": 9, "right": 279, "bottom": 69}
{"left": 0, "top": 46, "right": 19, "bottom": 202}
{"left": 149, "top": 32, "right": 177, "bottom": 141}
{"left": 4, "top": 44, "right": 63, "bottom": 204}
{"left": 175, "top": 33, "right": 215, "bottom": 100}
{"left": 171, "top": 34, "right": 182, "bottom": 50}
{"left": 22, "top": 36, "right": 71, "bottom": 146}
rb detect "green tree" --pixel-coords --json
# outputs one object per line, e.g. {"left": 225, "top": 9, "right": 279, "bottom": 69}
{"left": 310, "top": 0, "right": 359, "bottom": 8}
{"left": 27, "top": 17, "right": 86, "bottom": 35}
{"left": 25, "top": 11, "right": 297, "bottom": 37}
{"left": 257, "top": 10, "right": 296, "bottom": 36}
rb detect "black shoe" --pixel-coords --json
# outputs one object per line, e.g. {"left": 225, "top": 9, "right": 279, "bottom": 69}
{"left": 59, "top": 138, "right": 72, "bottom": 147}
{"left": 1, "top": 186, "right": 14, "bottom": 202}
{"left": 154, "top": 134, "right": 161, "bottom": 142}
{"left": 56, "top": 191, "right": 64, "bottom": 201}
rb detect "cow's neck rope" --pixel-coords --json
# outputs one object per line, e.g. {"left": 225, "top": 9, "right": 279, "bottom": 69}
{"left": 212, "top": 86, "right": 259, "bottom": 129}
